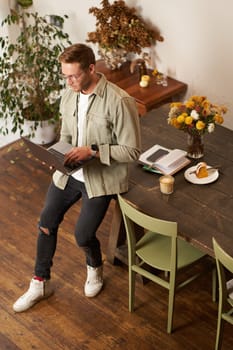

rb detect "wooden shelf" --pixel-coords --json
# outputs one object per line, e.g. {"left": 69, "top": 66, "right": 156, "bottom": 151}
{"left": 96, "top": 60, "right": 188, "bottom": 115}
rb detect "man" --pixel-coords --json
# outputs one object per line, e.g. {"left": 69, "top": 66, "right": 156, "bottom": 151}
{"left": 13, "top": 43, "right": 141, "bottom": 312}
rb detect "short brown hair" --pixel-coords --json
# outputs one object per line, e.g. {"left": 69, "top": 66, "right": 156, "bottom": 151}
{"left": 59, "top": 43, "right": 96, "bottom": 70}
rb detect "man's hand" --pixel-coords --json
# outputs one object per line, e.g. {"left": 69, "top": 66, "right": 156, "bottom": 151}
{"left": 64, "top": 146, "right": 92, "bottom": 165}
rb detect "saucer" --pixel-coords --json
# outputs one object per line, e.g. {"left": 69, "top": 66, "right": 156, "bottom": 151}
{"left": 184, "top": 165, "right": 219, "bottom": 184}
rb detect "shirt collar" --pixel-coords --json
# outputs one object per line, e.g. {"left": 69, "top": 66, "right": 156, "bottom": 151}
{"left": 91, "top": 72, "right": 107, "bottom": 98}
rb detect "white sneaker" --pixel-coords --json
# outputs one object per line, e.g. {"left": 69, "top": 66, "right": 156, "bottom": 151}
{"left": 13, "top": 278, "right": 54, "bottom": 312}
{"left": 84, "top": 265, "right": 103, "bottom": 298}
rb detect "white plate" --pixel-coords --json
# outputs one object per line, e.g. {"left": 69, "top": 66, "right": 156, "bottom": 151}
{"left": 184, "top": 165, "right": 219, "bottom": 184}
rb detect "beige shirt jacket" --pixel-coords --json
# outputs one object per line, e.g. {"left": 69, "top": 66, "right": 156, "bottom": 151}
{"left": 53, "top": 73, "right": 142, "bottom": 198}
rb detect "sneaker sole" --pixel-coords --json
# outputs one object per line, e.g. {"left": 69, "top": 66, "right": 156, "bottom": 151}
{"left": 84, "top": 284, "right": 103, "bottom": 298}
{"left": 13, "top": 290, "right": 54, "bottom": 313}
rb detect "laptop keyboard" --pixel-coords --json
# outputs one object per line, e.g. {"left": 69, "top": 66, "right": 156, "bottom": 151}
{"left": 49, "top": 148, "right": 65, "bottom": 163}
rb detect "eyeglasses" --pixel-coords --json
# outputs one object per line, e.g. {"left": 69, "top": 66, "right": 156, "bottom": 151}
{"left": 61, "top": 72, "right": 84, "bottom": 81}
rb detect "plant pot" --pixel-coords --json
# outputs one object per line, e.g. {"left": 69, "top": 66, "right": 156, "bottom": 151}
{"left": 23, "top": 120, "right": 59, "bottom": 145}
{"left": 187, "top": 133, "right": 204, "bottom": 159}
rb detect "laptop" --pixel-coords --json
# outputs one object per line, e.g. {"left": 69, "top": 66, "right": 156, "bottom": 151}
{"left": 21, "top": 136, "right": 92, "bottom": 175}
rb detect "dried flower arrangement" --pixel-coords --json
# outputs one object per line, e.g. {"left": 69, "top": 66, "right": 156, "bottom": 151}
{"left": 86, "top": 0, "right": 163, "bottom": 54}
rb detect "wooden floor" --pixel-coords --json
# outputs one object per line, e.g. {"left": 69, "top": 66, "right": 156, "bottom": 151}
{"left": 1, "top": 140, "right": 233, "bottom": 350}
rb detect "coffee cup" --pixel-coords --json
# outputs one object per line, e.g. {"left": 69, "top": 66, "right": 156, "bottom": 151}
{"left": 159, "top": 175, "right": 175, "bottom": 194}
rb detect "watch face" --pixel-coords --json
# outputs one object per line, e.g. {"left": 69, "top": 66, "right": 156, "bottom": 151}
{"left": 91, "top": 144, "right": 98, "bottom": 151}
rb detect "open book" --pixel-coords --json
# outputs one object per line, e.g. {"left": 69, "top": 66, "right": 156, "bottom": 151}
{"left": 138, "top": 144, "right": 191, "bottom": 175}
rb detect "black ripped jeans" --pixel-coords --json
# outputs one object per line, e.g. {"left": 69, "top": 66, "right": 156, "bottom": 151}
{"left": 35, "top": 176, "right": 113, "bottom": 280}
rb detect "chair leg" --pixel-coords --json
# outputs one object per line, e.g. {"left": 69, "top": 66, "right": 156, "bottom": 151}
{"left": 167, "top": 273, "right": 175, "bottom": 334}
{"left": 215, "top": 299, "right": 225, "bottom": 350}
{"left": 167, "top": 291, "right": 175, "bottom": 333}
{"left": 215, "top": 314, "right": 224, "bottom": 350}
{"left": 129, "top": 269, "right": 136, "bottom": 312}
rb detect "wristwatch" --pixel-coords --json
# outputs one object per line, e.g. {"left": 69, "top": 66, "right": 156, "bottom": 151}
{"left": 91, "top": 144, "right": 99, "bottom": 157}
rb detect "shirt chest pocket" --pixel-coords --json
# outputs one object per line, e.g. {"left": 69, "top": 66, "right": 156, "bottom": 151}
{"left": 62, "top": 108, "right": 77, "bottom": 134}
{"left": 86, "top": 112, "right": 114, "bottom": 143}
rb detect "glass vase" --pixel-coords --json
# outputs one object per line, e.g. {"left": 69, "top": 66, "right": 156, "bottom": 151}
{"left": 187, "top": 133, "right": 204, "bottom": 159}
{"left": 98, "top": 47, "right": 128, "bottom": 70}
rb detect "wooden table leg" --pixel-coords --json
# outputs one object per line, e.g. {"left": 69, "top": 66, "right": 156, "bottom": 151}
{"left": 106, "top": 199, "right": 150, "bottom": 286}
{"left": 106, "top": 199, "right": 126, "bottom": 264}
{"left": 106, "top": 198, "right": 145, "bottom": 265}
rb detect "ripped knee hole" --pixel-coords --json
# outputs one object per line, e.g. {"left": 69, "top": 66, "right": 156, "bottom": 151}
{"left": 40, "top": 226, "right": 50, "bottom": 235}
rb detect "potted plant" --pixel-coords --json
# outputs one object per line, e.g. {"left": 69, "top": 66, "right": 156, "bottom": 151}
{"left": 86, "top": 0, "right": 163, "bottom": 70}
{"left": 0, "top": 8, "right": 71, "bottom": 143}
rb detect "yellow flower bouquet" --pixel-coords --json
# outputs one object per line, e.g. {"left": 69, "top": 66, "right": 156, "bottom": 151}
{"left": 168, "top": 95, "right": 227, "bottom": 158}
{"left": 168, "top": 95, "right": 227, "bottom": 135}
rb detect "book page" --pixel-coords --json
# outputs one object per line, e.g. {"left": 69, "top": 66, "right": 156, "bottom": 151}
{"left": 155, "top": 149, "right": 187, "bottom": 168}
{"left": 154, "top": 157, "right": 190, "bottom": 175}
{"left": 138, "top": 144, "right": 170, "bottom": 166}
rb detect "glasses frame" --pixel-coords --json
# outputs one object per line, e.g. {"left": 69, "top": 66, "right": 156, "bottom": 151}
{"left": 61, "top": 71, "right": 84, "bottom": 82}
{"left": 60, "top": 64, "right": 94, "bottom": 82}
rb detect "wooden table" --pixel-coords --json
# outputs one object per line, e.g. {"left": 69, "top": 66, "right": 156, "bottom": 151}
{"left": 107, "top": 105, "right": 233, "bottom": 264}
{"left": 96, "top": 60, "right": 187, "bottom": 116}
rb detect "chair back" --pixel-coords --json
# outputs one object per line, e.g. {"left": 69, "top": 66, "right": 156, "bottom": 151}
{"left": 117, "top": 194, "right": 177, "bottom": 270}
{"left": 117, "top": 194, "right": 177, "bottom": 237}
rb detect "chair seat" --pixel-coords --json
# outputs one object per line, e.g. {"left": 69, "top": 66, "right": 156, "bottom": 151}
{"left": 136, "top": 231, "right": 206, "bottom": 271}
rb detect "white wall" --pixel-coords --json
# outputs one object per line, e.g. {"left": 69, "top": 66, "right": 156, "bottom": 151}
{"left": 140, "top": 0, "right": 233, "bottom": 131}
{"left": 0, "top": 0, "right": 232, "bottom": 147}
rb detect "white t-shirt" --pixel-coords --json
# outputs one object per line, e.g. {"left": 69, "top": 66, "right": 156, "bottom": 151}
{"left": 72, "top": 92, "right": 90, "bottom": 182}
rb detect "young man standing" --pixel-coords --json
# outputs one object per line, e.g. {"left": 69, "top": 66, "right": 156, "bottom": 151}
{"left": 13, "top": 43, "right": 141, "bottom": 312}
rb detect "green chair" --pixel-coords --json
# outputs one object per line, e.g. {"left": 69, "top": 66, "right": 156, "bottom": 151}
{"left": 213, "top": 238, "right": 233, "bottom": 350}
{"left": 118, "top": 194, "right": 213, "bottom": 333}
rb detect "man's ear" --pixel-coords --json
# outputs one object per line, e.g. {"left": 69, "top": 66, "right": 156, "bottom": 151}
{"left": 89, "top": 63, "right": 95, "bottom": 74}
